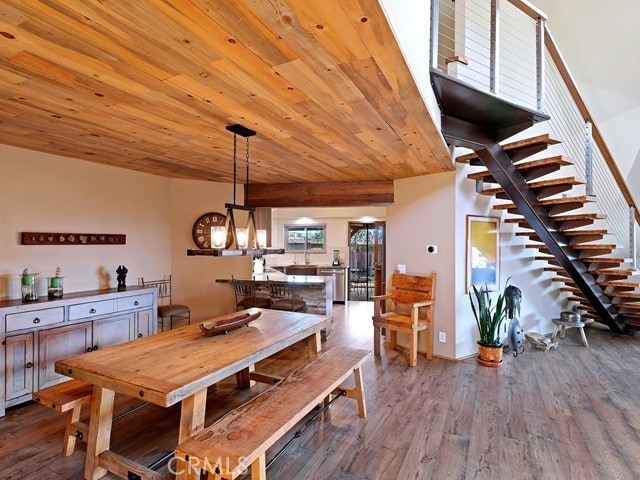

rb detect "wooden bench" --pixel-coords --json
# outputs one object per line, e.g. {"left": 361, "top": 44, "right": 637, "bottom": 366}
{"left": 174, "top": 346, "right": 371, "bottom": 480}
{"left": 372, "top": 271, "right": 436, "bottom": 366}
{"left": 32, "top": 379, "right": 94, "bottom": 456}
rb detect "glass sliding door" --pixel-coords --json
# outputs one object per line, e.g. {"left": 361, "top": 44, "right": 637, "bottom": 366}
{"left": 348, "top": 221, "right": 385, "bottom": 301}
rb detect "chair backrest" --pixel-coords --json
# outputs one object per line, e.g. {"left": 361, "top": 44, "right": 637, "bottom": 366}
{"left": 269, "top": 281, "right": 296, "bottom": 299}
{"left": 232, "top": 279, "right": 256, "bottom": 297}
{"left": 389, "top": 272, "right": 436, "bottom": 306}
{"left": 139, "top": 276, "right": 172, "bottom": 305}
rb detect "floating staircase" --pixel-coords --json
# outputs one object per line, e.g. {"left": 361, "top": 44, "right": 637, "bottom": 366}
{"left": 459, "top": 135, "right": 640, "bottom": 333}
{"left": 430, "top": 68, "right": 640, "bottom": 334}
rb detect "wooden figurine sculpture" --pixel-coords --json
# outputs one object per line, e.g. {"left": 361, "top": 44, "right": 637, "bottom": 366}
{"left": 116, "top": 265, "right": 128, "bottom": 290}
{"left": 505, "top": 285, "right": 525, "bottom": 357}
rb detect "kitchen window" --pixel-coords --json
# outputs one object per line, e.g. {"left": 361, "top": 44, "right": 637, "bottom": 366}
{"left": 284, "top": 225, "right": 326, "bottom": 253}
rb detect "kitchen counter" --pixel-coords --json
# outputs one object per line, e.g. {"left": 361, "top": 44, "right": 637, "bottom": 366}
{"left": 216, "top": 269, "right": 333, "bottom": 338}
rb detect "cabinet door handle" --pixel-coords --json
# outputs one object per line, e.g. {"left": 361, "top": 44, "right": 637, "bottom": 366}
{"left": 93, "top": 345, "right": 99, "bottom": 351}
{"left": 137, "top": 333, "right": 143, "bottom": 338}
{"left": 134, "top": 301, "right": 139, "bottom": 306}
{"left": 86, "top": 346, "right": 93, "bottom": 352}
{"left": 89, "top": 308, "right": 96, "bottom": 314}
{"left": 33, "top": 317, "right": 40, "bottom": 324}
{"left": 26, "top": 362, "right": 33, "bottom": 368}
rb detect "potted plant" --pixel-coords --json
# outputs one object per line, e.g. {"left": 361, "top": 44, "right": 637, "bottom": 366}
{"left": 469, "top": 280, "right": 509, "bottom": 367}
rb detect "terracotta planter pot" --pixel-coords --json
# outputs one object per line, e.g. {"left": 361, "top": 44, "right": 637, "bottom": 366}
{"left": 477, "top": 342, "right": 503, "bottom": 367}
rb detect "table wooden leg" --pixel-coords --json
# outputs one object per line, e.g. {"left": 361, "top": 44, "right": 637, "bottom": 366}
{"left": 176, "top": 388, "right": 208, "bottom": 480}
{"left": 84, "top": 386, "right": 115, "bottom": 480}
{"left": 353, "top": 366, "right": 367, "bottom": 418}
{"left": 252, "top": 453, "right": 267, "bottom": 480}
{"left": 307, "top": 331, "right": 321, "bottom": 360}
{"left": 235, "top": 364, "right": 255, "bottom": 389}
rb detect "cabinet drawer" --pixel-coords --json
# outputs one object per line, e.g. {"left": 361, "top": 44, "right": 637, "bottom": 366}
{"left": 68, "top": 300, "right": 114, "bottom": 320}
{"left": 6, "top": 307, "right": 64, "bottom": 332}
{"left": 117, "top": 293, "right": 153, "bottom": 312}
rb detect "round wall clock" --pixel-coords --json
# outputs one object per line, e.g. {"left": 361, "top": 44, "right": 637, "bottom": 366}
{"left": 192, "top": 212, "right": 226, "bottom": 249}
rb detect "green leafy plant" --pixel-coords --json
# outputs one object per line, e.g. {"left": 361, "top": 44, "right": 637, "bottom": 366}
{"left": 469, "top": 280, "right": 510, "bottom": 346}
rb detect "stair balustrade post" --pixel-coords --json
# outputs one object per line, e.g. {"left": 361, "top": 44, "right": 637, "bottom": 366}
{"left": 536, "top": 17, "right": 546, "bottom": 112}
{"left": 430, "top": 0, "right": 440, "bottom": 70}
{"left": 490, "top": 0, "right": 501, "bottom": 95}
{"left": 630, "top": 205, "right": 637, "bottom": 270}
{"left": 585, "top": 120, "right": 594, "bottom": 196}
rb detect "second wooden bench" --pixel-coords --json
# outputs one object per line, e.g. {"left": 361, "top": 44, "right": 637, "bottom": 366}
{"left": 32, "top": 378, "right": 94, "bottom": 456}
{"left": 174, "top": 346, "right": 371, "bottom": 480}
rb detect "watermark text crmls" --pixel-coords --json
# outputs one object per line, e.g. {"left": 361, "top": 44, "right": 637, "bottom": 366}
{"left": 168, "top": 455, "right": 249, "bottom": 476}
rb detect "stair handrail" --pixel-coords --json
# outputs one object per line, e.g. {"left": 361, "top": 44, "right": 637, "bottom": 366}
{"left": 544, "top": 29, "right": 640, "bottom": 226}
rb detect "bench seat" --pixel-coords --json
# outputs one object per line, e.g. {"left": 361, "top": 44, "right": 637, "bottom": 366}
{"left": 32, "top": 379, "right": 93, "bottom": 456}
{"left": 175, "top": 346, "right": 370, "bottom": 480}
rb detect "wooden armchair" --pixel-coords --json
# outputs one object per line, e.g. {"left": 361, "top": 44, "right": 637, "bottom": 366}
{"left": 372, "top": 271, "right": 436, "bottom": 367}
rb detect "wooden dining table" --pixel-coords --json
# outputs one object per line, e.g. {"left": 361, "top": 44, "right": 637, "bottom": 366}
{"left": 55, "top": 308, "right": 328, "bottom": 480}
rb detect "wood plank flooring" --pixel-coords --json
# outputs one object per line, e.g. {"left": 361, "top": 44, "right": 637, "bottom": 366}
{"left": 3, "top": 302, "right": 640, "bottom": 479}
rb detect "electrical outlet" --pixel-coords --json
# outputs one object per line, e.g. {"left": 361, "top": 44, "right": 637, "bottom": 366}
{"left": 427, "top": 244, "right": 438, "bottom": 254}
{"left": 397, "top": 264, "right": 406, "bottom": 274}
{"left": 438, "top": 331, "right": 446, "bottom": 343}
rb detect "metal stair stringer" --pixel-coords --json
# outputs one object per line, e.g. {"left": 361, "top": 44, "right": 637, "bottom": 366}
{"left": 475, "top": 143, "right": 624, "bottom": 333}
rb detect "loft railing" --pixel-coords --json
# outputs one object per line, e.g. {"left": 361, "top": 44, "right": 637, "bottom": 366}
{"left": 430, "top": 0, "right": 546, "bottom": 111}
{"left": 430, "top": 0, "right": 640, "bottom": 268}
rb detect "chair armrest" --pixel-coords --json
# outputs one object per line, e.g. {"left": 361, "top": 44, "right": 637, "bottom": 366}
{"left": 371, "top": 294, "right": 392, "bottom": 302}
{"left": 409, "top": 300, "right": 435, "bottom": 308}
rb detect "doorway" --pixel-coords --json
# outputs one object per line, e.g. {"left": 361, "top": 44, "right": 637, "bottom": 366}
{"left": 348, "top": 222, "right": 386, "bottom": 301}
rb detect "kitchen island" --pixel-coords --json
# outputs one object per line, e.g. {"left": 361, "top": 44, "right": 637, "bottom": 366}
{"left": 217, "top": 268, "right": 333, "bottom": 338}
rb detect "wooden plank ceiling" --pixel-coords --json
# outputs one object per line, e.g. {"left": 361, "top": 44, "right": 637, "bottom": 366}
{"left": 0, "top": 0, "right": 451, "bottom": 185}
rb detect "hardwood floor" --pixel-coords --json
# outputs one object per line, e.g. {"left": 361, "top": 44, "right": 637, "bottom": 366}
{"left": 3, "top": 302, "right": 640, "bottom": 479}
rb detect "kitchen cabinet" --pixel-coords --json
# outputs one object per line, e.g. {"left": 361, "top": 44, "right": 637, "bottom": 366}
{"left": 0, "top": 287, "right": 157, "bottom": 416}
{"left": 5, "top": 333, "right": 34, "bottom": 403}
{"left": 38, "top": 322, "right": 92, "bottom": 390}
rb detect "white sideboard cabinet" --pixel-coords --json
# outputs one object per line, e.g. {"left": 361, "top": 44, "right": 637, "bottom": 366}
{"left": 0, "top": 286, "right": 157, "bottom": 416}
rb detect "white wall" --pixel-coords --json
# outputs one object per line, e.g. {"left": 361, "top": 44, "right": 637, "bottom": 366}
{"left": 386, "top": 172, "right": 457, "bottom": 359}
{"left": 453, "top": 156, "right": 565, "bottom": 359}
{"left": 270, "top": 206, "right": 385, "bottom": 266}
{"left": 379, "top": 0, "right": 443, "bottom": 130}
{"left": 170, "top": 180, "right": 250, "bottom": 321}
{"left": 0, "top": 145, "right": 171, "bottom": 301}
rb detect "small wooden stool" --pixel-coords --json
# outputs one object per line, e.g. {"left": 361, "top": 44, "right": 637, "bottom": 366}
{"left": 551, "top": 318, "right": 588, "bottom": 347}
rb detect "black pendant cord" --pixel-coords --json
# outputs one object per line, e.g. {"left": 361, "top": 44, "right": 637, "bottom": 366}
{"left": 232, "top": 133, "right": 237, "bottom": 205}
{"left": 266, "top": 389, "right": 347, "bottom": 470}
{"left": 245, "top": 136, "right": 250, "bottom": 206}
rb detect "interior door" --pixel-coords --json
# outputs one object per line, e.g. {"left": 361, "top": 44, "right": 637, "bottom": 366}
{"left": 373, "top": 221, "right": 386, "bottom": 297}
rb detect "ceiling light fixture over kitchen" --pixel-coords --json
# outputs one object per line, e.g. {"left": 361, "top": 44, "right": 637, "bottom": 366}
{"left": 187, "top": 124, "right": 284, "bottom": 257}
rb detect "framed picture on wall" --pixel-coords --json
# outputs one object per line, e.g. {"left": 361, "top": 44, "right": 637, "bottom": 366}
{"left": 466, "top": 215, "right": 500, "bottom": 292}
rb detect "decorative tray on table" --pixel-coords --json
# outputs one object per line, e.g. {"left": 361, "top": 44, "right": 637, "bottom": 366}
{"left": 199, "top": 312, "right": 261, "bottom": 336}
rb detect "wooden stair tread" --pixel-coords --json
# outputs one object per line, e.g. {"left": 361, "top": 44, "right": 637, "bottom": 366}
{"left": 601, "top": 280, "right": 640, "bottom": 288}
{"left": 456, "top": 134, "right": 561, "bottom": 163}
{"left": 467, "top": 155, "right": 573, "bottom": 181}
{"left": 543, "top": 266, "right": 566, "bottom": 272}
{"left": 480, "top": 176, "right": 585, "bottom": 196}
{"left": 591, "top": 268, "right": 639, "bottom": 276}
{"left": 582, "top": 257, "right": 627, "bottom": 264}
{"left": 494, "top": 195, "right": 595, "bottom": 211}
{"left": 619, "top": 304, "right": 640, "bottom": 312}
{"left": 505, "top": 213, "right": 605, "bottom": 224}
{"left": 572, "top": 244, "right": 616, "bottom": 250}
{"left": 610, "top": 292, "right": 640, "bottom": 299}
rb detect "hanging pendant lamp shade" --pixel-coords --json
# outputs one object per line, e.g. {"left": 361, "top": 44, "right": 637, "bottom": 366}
{"left": 187, "top": 124, "right": 284, "bottom": 257}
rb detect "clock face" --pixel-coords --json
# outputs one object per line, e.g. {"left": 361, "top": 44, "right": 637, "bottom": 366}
{"left": 192, "top": 212, "right": 226, "bottom": 249}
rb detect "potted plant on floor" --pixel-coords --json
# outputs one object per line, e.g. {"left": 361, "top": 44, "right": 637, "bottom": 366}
{"left": 469, "top": 280, "right": 509, "bottom": 367}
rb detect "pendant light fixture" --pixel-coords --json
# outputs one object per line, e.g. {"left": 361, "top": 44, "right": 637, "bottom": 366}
{"left": 187, "top": 124, "right": 284, "bottom": 257}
